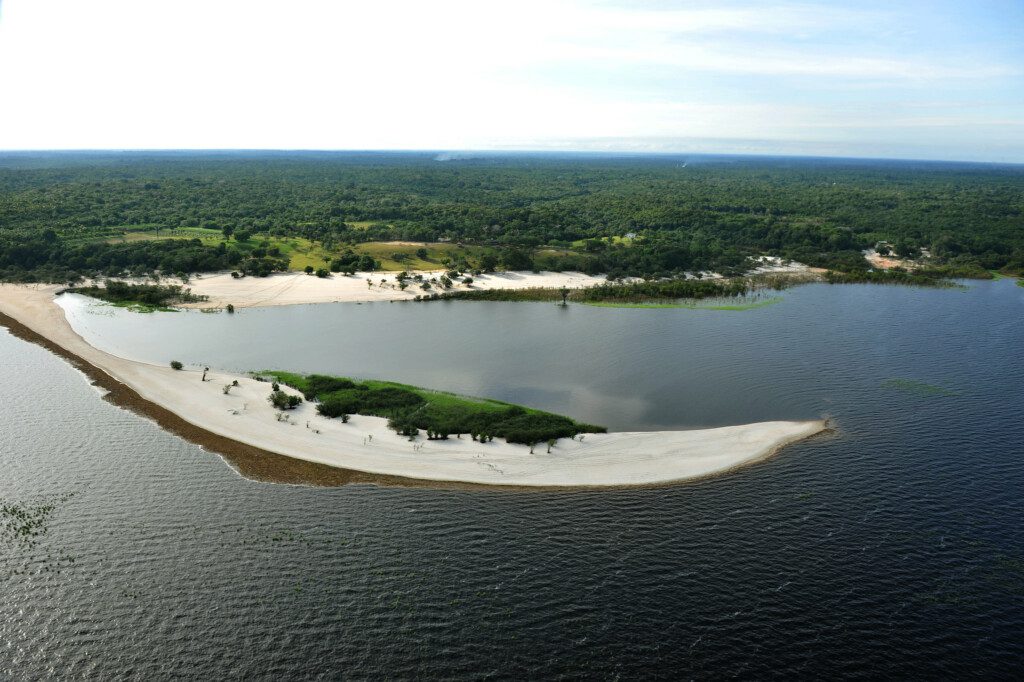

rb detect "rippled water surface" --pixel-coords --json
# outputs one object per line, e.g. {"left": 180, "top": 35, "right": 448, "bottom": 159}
{"left": 2, "top": 281, "right": 1023, "bottom": 678}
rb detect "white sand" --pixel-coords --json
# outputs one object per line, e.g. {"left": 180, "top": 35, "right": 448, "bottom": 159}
{"left": 98, "top": 257, "right": 819, "bottom": 311}
{"left": 0, "top": 284, "right": 825, "bottom": 487}
{"left": 180, "top": 270, "right": 611, "bottom": 309}
{"left": 748, "top": 256, "right": 817, "bottom": 276}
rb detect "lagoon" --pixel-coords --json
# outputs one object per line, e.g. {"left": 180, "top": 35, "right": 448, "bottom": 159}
{"left": 2, "top": 279, "right": 1023, "bottom": 677}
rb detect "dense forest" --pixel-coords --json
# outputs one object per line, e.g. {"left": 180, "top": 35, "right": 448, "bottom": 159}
{"left": 0, "top": 151, "right": 1021, "bottom": 282}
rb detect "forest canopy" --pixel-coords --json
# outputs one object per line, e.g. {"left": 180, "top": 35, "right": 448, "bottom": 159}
{"left": 1, "top": 151, "right": 1021, "bottom": 281}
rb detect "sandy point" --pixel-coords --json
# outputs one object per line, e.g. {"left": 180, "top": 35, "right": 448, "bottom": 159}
{"left": 0, "top": 283, "right": 827, "bottom": 488}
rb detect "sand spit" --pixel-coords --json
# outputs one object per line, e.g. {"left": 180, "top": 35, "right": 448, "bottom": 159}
{"left": 0, "top": 284, "right": 826, "bottom": 488}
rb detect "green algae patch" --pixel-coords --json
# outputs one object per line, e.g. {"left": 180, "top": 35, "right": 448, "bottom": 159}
{"left": 582, "top": 296, "right": 782, "bottom": 311}
{"left": 109, "top": 300, "right": 179, "bottom": 313}
{"left": 882, "top": 378, "right": 958, "bottom": 397}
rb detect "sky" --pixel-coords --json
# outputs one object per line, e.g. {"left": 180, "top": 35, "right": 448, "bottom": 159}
{"left": 0, "top": 0, "right": 1022, "bottom": 162}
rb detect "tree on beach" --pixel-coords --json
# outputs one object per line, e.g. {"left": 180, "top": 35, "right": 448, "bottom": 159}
{"left": 170, "top": 360, "right": 183, "bottom": 370}
{"left": 268, "top": 390, "right": 301, "bottom": 410}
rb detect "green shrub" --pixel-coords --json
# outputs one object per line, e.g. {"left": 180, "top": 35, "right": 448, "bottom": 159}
{"left": 268, "top": 390, "right": 301, "bottom": 410}
{"left": 316, "top": 393, "right": 362, "bottom": 417}
{"left": 360, "top": 387, "right": 424, "bottom": 411}
{"left": 303, "top": 375, "right": 359, "bottom": 399}
{"left": 170, "top": 360, "right": 183, "bottom": 370}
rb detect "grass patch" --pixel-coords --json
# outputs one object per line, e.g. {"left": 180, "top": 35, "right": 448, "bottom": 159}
{"left": 116, "top": 230, "right": 333, "bottom": 271}
{"left": 113, "top": 232, "right": 496, "bottom": 273}
{"left": 569, "top": 235, "right": 635, "bottom": 248}
{"left": 882, "top": 378, "right": 959, "bottom": 397}
{"left": 349, "top": 241, "right": 492, "bottom": 271}
{"left": 257, "top": 371, "right": 604, "bottom": 445}
{"left": 345, "top": 221, "right": 380, "bottom": 230}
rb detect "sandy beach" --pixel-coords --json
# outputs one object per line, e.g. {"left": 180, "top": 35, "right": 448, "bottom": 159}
{"left": 0, "top": 284, "right": 826, "bottom": 487}
{"left": 180, "top": 270, "right": 612, "bottom": 309}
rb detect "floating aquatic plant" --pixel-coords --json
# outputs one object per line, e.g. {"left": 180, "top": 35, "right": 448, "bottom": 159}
{"left": 881, "top": 378, "right": 958, "bottom": 397}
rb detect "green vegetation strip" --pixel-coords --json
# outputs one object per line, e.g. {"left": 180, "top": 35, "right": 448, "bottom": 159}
{"left": 69, "top": 282, "right": 206, "bottom": 311}
{"left": 581, "top": 296, "right": 782, "bottom": 310}
{"left": 882, "top": 378, "right": 959, "bottom": 397}
{"left": 437, "top": 278, "right": 758, "bottom": 304}
{"left": 260, "top": 371, "right": 604, "bottom": 445}
{"left": 824, "top": 269, "right": 967, "bottom": 288}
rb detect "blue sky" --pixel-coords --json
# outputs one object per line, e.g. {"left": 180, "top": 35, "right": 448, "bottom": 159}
{"left": 0, "top": 0, "right": 1021, "bottom": 161}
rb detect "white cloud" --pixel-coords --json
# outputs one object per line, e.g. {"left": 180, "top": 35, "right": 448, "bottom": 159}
{"left": 0, "top": 0, "right": 1020, "bottom": 159}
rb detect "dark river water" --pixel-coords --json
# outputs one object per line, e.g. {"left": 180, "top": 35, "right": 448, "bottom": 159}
{"left": 2, "top": 281, "right": 1023, "bottom": 678}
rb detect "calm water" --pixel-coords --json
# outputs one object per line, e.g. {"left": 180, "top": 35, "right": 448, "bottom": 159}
{"left": 2, "top": 281, "right": 1023, "bottom": 678}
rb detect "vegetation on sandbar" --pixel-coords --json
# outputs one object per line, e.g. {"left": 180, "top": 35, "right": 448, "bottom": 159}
{"left": 433, "top": 278, "right": 755, "bottom": 305}
{"left": 825, "top": 268, "right": 973, "bottom": 287}
{"left": 260, "top": 371, "right": 604, "bottom": 445}
{"left": 69, "top": 281, "right": 208, "bottom": 310}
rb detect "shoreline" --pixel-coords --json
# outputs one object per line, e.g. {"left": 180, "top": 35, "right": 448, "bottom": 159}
{"left": 0, "top": 284, "right": 828, "bottom": 489}
{"left": 170, "top": 260, "right": 818, "bottom": 310}
{"left": 178, "top": 270, "right": 616, "bottom": 309}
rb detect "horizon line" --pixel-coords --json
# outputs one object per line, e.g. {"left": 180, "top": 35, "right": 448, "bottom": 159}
{"left": 0, "top": 147, "right": 1022, "bottom": 167}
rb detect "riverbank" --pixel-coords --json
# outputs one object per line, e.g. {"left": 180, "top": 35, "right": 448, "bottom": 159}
{"left": 175, "top": 260, "right": 819, "bottom": 310}
{"left": 0, "top": 284, "right": 827, "bottom": 488}
{"left": 178, "top": 270, "right": 612, "bottom": 309}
